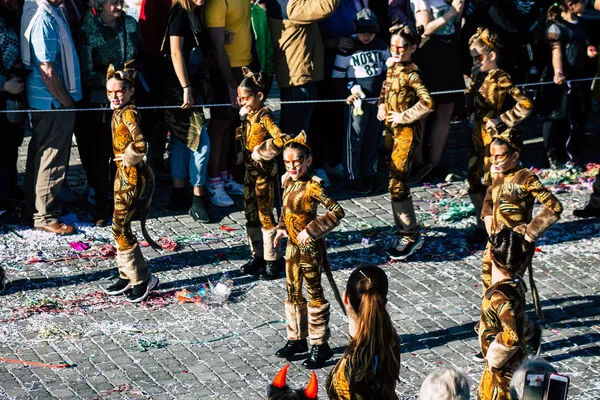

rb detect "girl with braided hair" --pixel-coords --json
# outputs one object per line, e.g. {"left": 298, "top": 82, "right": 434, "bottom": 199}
{"left": 236, "top": 67, "right": 290, "bottom": 280}
{"left": 465, "top": 28, "right": 533, "bottom": 246}
{"left": 103, "top": 63, "right": 159, "bottom": 303}
{"left": 326, "top": 265, "right": 401, "bottom": 400}
{"left": 377, "top": 23, "right": 434, "bottom": 261}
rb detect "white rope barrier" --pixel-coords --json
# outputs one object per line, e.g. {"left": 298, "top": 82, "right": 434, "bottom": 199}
{"left": 0, "top": 76, "right": 598, "bottom": 114}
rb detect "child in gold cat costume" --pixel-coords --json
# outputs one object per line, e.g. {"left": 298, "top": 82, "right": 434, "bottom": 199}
{"left": 377, "top": 24, "right": 434, "bottom": 261}
{"left": 103, "top": 64, "right": 159, "bottom": 303}
{"left": 478, "top": 228, "right": 529, "bottom": 400}
{"left": 273, "top": 132, "right": 345, "bottom": 369}
{"left": 465, "top": 28, "right": 533, "bottom": 245}
{"left": 479, "top": 129, "right": 562, "bottom": 357}
{"left": 236, "top": 68, "right": 290, "bottom": 280}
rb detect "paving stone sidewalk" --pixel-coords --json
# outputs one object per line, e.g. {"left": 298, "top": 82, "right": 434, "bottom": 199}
{"left": 1, "top": 97, "right": 600, "bottom": 399}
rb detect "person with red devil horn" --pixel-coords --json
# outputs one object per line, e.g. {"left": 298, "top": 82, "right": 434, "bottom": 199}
{"left": 268, "top": 365, "right": 319, "bottom": 400}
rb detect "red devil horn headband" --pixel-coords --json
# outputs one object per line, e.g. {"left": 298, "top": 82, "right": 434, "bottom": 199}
{"left": 304, "top": 371, "right": 318, "bottom": 399}
{"left": 273, "top": 365, "right": 290, "bottom": 388}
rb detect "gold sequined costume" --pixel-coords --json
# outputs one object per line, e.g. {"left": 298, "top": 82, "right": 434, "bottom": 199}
{"left": 237, "top": 107, "right": 289, "bottom": 262}
{"left": 111, "top": 104, "right": 156, "bottom": 285}
{"left": 478, "top": 278, "right": 527, "bottom": 400}
{"left": 326, "top": 336, "right": 401, "bottom": 399}
{"left": 465, "top": 69, "right": 532, "bottom": 226}
{"left": 278, "top": 174, "right": 345, "bottom": 345}
{"left": 377, "top": 61, "right": 433, "bottom": 239}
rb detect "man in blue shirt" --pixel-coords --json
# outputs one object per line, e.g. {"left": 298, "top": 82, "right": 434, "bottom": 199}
{"left": 21, "top": 0, "right": 82, "bottom": 235}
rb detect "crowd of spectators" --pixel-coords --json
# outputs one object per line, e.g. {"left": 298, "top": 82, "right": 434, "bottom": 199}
{"left": 0, "top": 0, "right": 599, "bottom": 229}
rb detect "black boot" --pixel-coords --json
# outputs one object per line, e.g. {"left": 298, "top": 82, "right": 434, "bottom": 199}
{"left": 573, "top": 205, "right": 600, "bottom": 219}
{"left": 240, "top": 257, "right": 265, "bottom": 275}
{"left": 260, "top": 258, "right": 285, "bottom": 280}
{"left": 302, "top": 342, "right": 333, "bottom": 369}
{"left": 275, "top": 339, "right": 308, "bottom": 358}
{"left": 189, "top": 195, "right": 210, "bottom": 223}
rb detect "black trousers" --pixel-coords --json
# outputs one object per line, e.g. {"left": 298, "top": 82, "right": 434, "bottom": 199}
{"left": 74, "top": 108, "right": 113, "bottom": 217}
{"left": 0, "top": 112, "right": 23, "bottom": 211}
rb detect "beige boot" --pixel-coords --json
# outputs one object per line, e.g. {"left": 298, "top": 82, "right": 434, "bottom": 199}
{"left": 118, "top": 244, "right": 151, "bottom": 286}
{"left": 241, "top": 226, "right": 265, "bottom": 275}
{"left": 260, "top": 227, "right": 284, "bottom": 280}
{"left": 391, "top": 197, "right": 419, "bottom": 240}
{"left": 247, "top": 226, "right": 264, "bottom": 259}
{"left": 262, "top": 227, "right": 280, "bottom": 262}
{"left": 285, "top": 300, "right": 308, "bottom": 341}
{"left": 307, "top": 301, "right": 331, "bottom": 345}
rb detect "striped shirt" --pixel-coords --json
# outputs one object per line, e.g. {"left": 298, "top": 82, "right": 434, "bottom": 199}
{"left": 332, "top": 35, "right": 390, "bottom": 100}
{"left": 26, "top": 11, "right": 82, "bottom": 110}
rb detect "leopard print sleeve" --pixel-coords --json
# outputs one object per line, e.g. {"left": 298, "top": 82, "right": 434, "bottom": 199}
{"left": 377, "top": 67, "right": 393, "bottom": 107}
{"left": 304, "top": 180, "right": 345, "bottom": 239}
{"left": 120, "top": 108, "right": 147, "bottom": 167}
{"left": 393, "top": 71, "right": 434, "bottom": 126}
{"left": 498, "top": 75, "right": 533, "bottom": 127}
{"left": 523, "top": 174, "right": 563, "bottom": 241}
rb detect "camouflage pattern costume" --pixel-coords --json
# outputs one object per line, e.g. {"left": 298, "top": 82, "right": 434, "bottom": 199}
{"left": 465, "top": 69, "right": 532, "bottom": 226}
{"left": 478, "top": 278, "right": 527, "bottom": 400}
{"left": 237, "top": 106, "right": 289, "bottom": 263}
{"left": 277, "top": 173, "right": 345, "bottom": 345}
{"left": 377, "top": 60, "right": 433, "bottom": 240}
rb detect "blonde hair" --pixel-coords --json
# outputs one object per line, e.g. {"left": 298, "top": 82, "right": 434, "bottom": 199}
{"left": 172, "top": 0, "right": 201, "bottom": 33}
{"left": 469, "top": 27, "right": 498, "bottom": 55}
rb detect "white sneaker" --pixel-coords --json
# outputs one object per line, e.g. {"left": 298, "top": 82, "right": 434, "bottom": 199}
{"left": 314, "top": 169, "right": 331, "bottom": 188}
{"left": 207, "top": 180, "right": 235, "bottom": 207}
{"left": 87, "top": 187, "right": 96, "bottom": 205}
{"left": 223, "top": 175, "right": 244, "bottom": 195}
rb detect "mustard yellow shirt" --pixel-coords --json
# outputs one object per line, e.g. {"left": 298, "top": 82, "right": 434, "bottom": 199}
{"left": 204, "top": 0, "right": 252, "bottom": 68}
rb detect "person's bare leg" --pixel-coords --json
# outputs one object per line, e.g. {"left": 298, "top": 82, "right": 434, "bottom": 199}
{"left": 427, "top": 103, "right": 454, "bottom": 167}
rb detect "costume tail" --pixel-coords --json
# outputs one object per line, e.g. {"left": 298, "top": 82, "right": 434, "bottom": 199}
{"left": 318, "top": 239, "right": 346, "bottom": 316}
{"left": 528, "top": 262, "right": 544, "bottom": 322}
{"left": 139, "top": 167, "right": 161, "bottom": 250}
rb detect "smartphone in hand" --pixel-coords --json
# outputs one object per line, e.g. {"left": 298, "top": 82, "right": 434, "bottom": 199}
{"left": 544, "top": 373, "right": 569, "bottom": 400}
{"left": 523, "top": 372, "right": 547, "bottom": 400}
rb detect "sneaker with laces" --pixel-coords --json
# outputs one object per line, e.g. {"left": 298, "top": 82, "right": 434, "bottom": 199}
{"left": 387, "top": 235, "right": 424, "bottom": 260}
{"left": 223, "top": 174, "right": 244, "bottom": 195}
{"left": 313, "top": 169, "right": 331, "bottom": 187}
{"left": 207, "top": 181, "right": 235, "bottom": 207}
{"left": 126, "top": 275, "right": 159, "bottom": 303}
